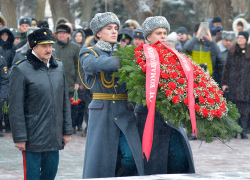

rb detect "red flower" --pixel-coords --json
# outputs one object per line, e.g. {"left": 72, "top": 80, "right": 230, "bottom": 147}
{"left": 207, "top": 87, "right": 215, "bottom": 93}
{"left": 162, "top": 73, "right": 170, "bottom": 79}
{"left": 177, "top": 78, "right": 185, "bottom": 85}
{"left": 166, "top": 66, "right": 174, "bottom": 71}
{"left": 217, "top": 90, "right": 223, "bottom": 97}
{"left": 184, "top": 98, "right": 188, "bottom": 105}
{"left": 209, "top": 110, "right": 216, "bottom": 118}
{"left": 172, "top": 95, "right": 180, "bottom": 104}
{"left": 175, "top": 65, "right": 183, "bottom": 71}
{"left": 159, "top": 83, "right": 166, "bottom": 89}
{"left": 168, "top": 57, "right": 177, "bottom": 64}
{"left": 216, "top": 109, "right": 222, "bottom": 118}
{"left": 206, "top": 97, "right": 214, "bottom": 105}
{"left": 180, "top": 71, "right": 186, "bottom": 78}
{"left": 142, "top": 66, "right": 146, "bottom": 73}
{"left": 195, "top": 70, "right": 200, "bottom": 76}
{"left": 176, "top": 89, "right": 184, "bottom": 95}
{"left": 202, "top": 108, "right": 209, "bottom": 117}
{"left": 199, "top": 81, "right": 206, "bottom": 89}
{"left": 202, "top": 90, "right": 209, "bottom": 98}
{"left": 165, "top": 89, "right": 172, "bottom": 97}
{"left": 136, "top": 58, "right": 144, "bottom": 64}
{"left": 134, "top": 44, "right": 143, "bottom": 51}
{"left": 139, "top": 61, "right": 146, "bottom": 67}
{"left": 199, "top": 96, "right": 206, "bottom": 104}
{"left": 214, "top": 94, "right": 220, "bottom": 103}
{"left": 170, "top": 72, "right": 178, "bottom": 79}
{"left": 194, "top": 82, "right": 198, "bottom": 88}
{"left": 168, "top": 82, "right": 176, "bottom": 90}
{"left": 194, "top": 104, "right": 201, "bottom": 112}
{"left": 195, "top": 90, "right": 202, "bottom": 96}
{"left": 135, "top": 52, "right": 143, "bottom": 58}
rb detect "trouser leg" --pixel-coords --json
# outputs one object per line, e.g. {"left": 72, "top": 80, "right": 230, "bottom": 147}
{"left": 23, "top": 151, "right": 41, "bottom": 180}
{"left": 240, "top": 114, "right": 249, "bottom": 139}
{"left": 40, "top": 151, "right": 59, "bottom": 180}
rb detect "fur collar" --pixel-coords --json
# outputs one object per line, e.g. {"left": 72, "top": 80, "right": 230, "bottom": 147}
{"left": 230, "top": 43, "right": 250, "bottom": 59}
{"left": 95, "top": 40, "right": 117, "bottom": 52}
{"left": 26, "top": 49, "right": 58, "bottom": 70}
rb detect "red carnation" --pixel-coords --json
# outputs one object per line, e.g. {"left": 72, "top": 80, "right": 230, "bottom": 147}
{"left": 175, "top": 65, "right": 183, "bottom": 71}
{"left": 207, "top": 87, "right": 215, "bottom": 93}
{"left": 162, "top": 73, "right": 170, "bottom": 79}
{"left": 168, "top": 82, "right": 176, "bottom": 90}
{"left": 194, "top": 104, "right": 201, "bottom": 112}
{"left": 199, "top": 81, "right": 206, "bottom": 89}
{"left": 206, "top": 97, "right": 214, "bottom": 105}
{"left": 176, "top": 89, "right": 184, "bottom": 95}
{"left": 199, "top": 96, "right": 206, "bottom": 104}
{"left": 170, "top": 72, "right": 178, "bottom": 79}
{"left": 180, "top": 71, "right": 186, "bottom": 78}
{"left": 142, "top": 66, "right": 146, "bottom": 73}
{"left": 194, "top": 82, "right": 198, "bottom": 88}
{"left": 217, "top": 90, "right": 223, "bottom": 97}
{"left": 177, "top": 78, "right": 185, "bottom": 85}
{"left": 136, "top": 58, "right": 144, "bottom": 64}
{"left": 172, "top": 95, "right": 180, "bottom": 104}
{"left": 168, "top": 57, "right": 177, "bottom": 64}
{"left": 165, "top": 89, "right": 172, "bottom": 97}
{"left": 216, "top": 109, "right": 222, "bottom": 118}
{"left": 135, "top": 52, "right": 143, "bottom": 58}
{"left": 209, "top": 110, "right": 216, "bottom": 118}
{"left": 166, "top": 66, "right": 174, "bottom": 71}
{"left": 202, "top": 90, "right": 209, "bottom": 98}
{"left": 139, "top": 61, "right": 146, "bottom": 67}
{"left": 159, "top": 83, "right": 166, "bottom": 89}
{"left": 134, "top": 44, "right": 143, "bottom": 51}
{"left": 184, "top": 98, "right": 188, "bottom": 105}
{"left": 214, "top": 94, "right": 220, "bottom": 103}
{"left": 195, "top": 90, "right": 202, "bottom": 95}
{"left": 201, "top": 108, "right": 209, "bottom": 117}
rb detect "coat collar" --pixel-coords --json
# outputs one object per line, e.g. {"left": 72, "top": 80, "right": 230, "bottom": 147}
{"left": 230, "top": 43, "right": 250, "bottom": 59}
{"left": 95, "top": 40, "right": 117, "bottom": 52}
{"left": 218, "top": 41, "right": 227, "bottom": 53}
{"left": 26, "top": 49, "right": 58, "bottom": 70}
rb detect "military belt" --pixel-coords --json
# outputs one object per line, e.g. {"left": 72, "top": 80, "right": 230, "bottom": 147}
{"left": 93, "top": 93, "right": 128, "bottom": 100}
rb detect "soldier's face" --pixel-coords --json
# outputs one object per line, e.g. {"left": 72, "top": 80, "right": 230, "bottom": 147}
{"left": 133, "top": 38, "right": 145, "bottom": 47}
{"left": 1, "top": 32, "right": 8, "bottom": 42}
{"left": 20, "top": 24, "right": 30, "bottom": 33}
{"left": 222, "top": 39, "right": 233, "bottom": 49}
{"left": 147, "top": 28, "right": 168, "bottom": 44}
{"left": 97, "top": 24, "right": 118, "bottom": 44}
{"left": 33, "top": 44, "right": 53, "bottom": 61}
{"left": 14, "top": 37, "right": 20, "bottom": 44}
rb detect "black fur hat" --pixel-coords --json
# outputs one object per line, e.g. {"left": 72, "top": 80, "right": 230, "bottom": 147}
{"left": 28, "top": 27, "right": 55, "bottom": 48}
{"left": 56, "top": 24, "right": 71, "bottom": 34}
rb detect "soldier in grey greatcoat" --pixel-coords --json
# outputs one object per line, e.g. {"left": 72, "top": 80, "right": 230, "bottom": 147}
{"left": 136, "top": 16, "right": 195, "bottom": 175}
{"left": 79, "top": 12, "right": 144, "bottom": 178}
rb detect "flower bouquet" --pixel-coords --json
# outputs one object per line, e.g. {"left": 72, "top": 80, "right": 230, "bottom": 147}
{"left": 113, "top": 41, "right": 241, "bottom": 143}
{"left": 70, "top": 89, "right": 81, "bottom": 105}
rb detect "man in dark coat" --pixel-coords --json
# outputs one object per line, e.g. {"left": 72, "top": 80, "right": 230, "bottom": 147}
{"left": 53, "top": 24, "right": 81, "bottom": 133}
{"left": 136, "top": 16, "right": 195, "bottom": 175}
{"left": 79, "top": 12, "right": 144, "bottom": 178}
{"left": 0, "top": 55, "right": 8, "bottom": 137}
{"left": 8, "top": 28, "right": 72, "bottom": 180}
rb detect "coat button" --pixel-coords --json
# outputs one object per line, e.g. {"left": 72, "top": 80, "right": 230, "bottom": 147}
{"left": 113, "top": 101, "right": 115, "bottom": 104}
{"left": 114, "top": 118, "right": 117, "bottom": 120}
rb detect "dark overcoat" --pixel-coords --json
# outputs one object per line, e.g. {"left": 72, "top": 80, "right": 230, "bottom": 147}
{"left": 79, "top": 42, "right": 144, "bottom": 178}
{"left": 135, "top": 104, "right": 195, "bottom": 175}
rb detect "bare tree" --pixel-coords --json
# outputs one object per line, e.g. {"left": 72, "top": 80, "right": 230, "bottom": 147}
{"left": 80, "top": 0, "right": 95, "bottom": 23}
{"left": 122, "top": 0, "right": 161, "bottom": 24}
{"left": 36, "top": 0, "right": 46, "bottom": 20}
{"left": 0, "top": 0, "right": 17, "bottom": 28}
{"left": 49, "top": 0, "right": 73, "bottom": 27}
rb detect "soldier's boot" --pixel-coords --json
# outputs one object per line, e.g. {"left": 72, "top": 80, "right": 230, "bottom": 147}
{"left": 240, "top": 115, "right": 248, "bottom": 139}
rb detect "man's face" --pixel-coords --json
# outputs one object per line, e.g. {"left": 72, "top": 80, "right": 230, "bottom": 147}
{"left": 133, "top": 38, "right": 144, "bottom": 47}
{"left": 33, "top": 44, "right": 53, "bottom": 61}
{"left": 222, "top": 39, "right": 233, "bottom": 49}
{"left": 75, "top": 32, "right": 83, "bottom": 44}
{"left": 20, "top": 24, "right": 30, "bottom": 33}
{"left": 97, "top": 24, "right": 118, "bottom": 44}
{"left": 1, "top": 32, "right": 8, "bottom": 41}
{"left": 177, "top": 33, "right": 188, "bottom": 42}
{"left": 57, "top": 31, "right": 70, "bottom": 43}
{"left": 213, "top": 22, "right": 221, "bottom": 27}
{"left": 14, "top": 37, "right": 20, "bottom": 44}
{"left": 147, "top": 28, "right": 167, "bottom": 44}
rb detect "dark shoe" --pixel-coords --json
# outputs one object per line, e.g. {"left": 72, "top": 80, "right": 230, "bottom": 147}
{"left": 188, "top": 135, "right": 197, "bottom": 140}
{"left": 81, "top": 132, "right": 87, "bottom": 137}
{"left": 72, "top": 127, "right": 76, "bottom": 134}
{"left": 241, "top": 132, "right": 248, "bottom": 139}
{"left": 0, "top": 133, "right": 4, "bottom": 137}
{"left": 77, "top": 125, "right": 83, "bottom": 131}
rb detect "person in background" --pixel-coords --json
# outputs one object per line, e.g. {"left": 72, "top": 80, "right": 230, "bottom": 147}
{"left": 123, "top": 19, "right": 141, "bottom": 30}
{"left": 207, "top": 16, "right": 222, "bottom": 30}
{"left": 232, "top": 18, "right": 249, "bottom": 43}
{"left": 176, "top": 27, "right": 191, "bottom": 53}
{"left": 36, "top": 20, "right": 50, "bottom": 28}
{"left": 19, "top": 17, "right": 32, "bottom": 42}
{"left": 83, "top": 29, "right": 96, "bottom": 48}
{"left": 72, "top": 29, "right": 86, "bottom": 48}
{"left": 53, "top": 18, "right": 69, "bottom": 40}
{"left": 132, "top": 29, "right": 145, "bottom": 47}
{"left": 0, "top": 15, "right": 6, "bottom": 28}
{"left": 166, "top": 32, "right": 182, "bottom": 51}
{"left": 214, "top": 31, "right": 235, "bottom": 87}
{"left": 31, "top": 18, "right": 37, "bottom": 27}
{"left": 222, "top": 31, "right": 250, "bottom": 139}
{"left": 82, "top": 20, "right": 90, "bottom": 30}
{"left": 210, "top": 26, "right": 222, "bottom": 41}
{"left": 118, "top": 27, "right": 133, "bottom": 47}
{"left": 11, "top": 28, "right": 21, "bottom": 44}
{"left": 9, "top": 28, "right": 72, "bottom": 180}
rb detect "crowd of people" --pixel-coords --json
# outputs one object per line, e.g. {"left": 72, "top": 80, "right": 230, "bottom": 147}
{"left": 0, "top": 12, "right": 250, "bottom": 179}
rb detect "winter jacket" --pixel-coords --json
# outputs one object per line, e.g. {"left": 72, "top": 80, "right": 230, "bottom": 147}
{"left": 9, "top": 49, "right": 72, "bottom": 152}
{"left": 53, "top": 39, "right": 80, "bottom": 93}
{"left": 72, "top": 29, "right": 86, "bottom": 48}
{"left": 0, "top": 26, "right": 16, "bottom": 69}
{"left": 0, "top": 15, "right": 7, "bottom": 27}
{"left": 0, "top": 55, "right": 9, "bottom": 101}
{"left": 232, "top": 18, "right": 249, "bottom": 37}
{"left": 222, "top": 43, "right": 250, "bottom": 102}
